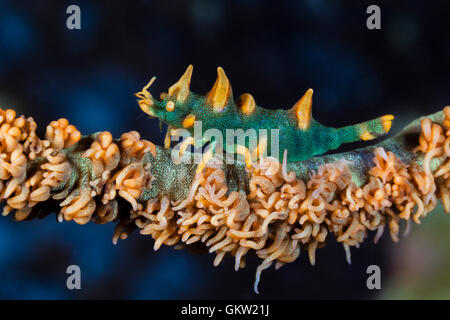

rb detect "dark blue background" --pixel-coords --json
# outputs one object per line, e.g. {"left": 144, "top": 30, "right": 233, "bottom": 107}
{"left": 0, "top": 0, "right": 448, "bottom": 299}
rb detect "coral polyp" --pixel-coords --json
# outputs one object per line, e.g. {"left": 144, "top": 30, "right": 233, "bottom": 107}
{"left": 0, "top": 73, "right": 449, "bottom": 292}
{"left": 136, "top": 65, "right": 394, "bottom": 164}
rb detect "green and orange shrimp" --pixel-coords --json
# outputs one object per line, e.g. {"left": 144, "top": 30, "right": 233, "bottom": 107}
{"left": 136, "top": 65, "right": 394, "bottom": 172}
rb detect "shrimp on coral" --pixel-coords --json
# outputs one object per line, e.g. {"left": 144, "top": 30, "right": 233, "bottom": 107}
{"left": 136, "top": 65, "right": 394, "bottom": 170}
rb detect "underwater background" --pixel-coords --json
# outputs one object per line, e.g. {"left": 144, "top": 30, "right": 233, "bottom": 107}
{"left": 0, "top": 0, "right": 449, "bottom": 299}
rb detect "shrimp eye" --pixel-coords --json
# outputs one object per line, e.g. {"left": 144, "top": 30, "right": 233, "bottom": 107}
{"left": 166, "top": 101, "right": 175, "bottom": 112}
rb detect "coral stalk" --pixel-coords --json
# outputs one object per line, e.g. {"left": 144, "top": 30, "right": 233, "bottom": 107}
{"left": 0, "top": 106, "right": 449, "bottom": 293}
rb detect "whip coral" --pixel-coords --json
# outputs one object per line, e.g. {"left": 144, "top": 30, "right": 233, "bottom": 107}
{"left": 1, "top": 102, "right": 450, "bottom": 293}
